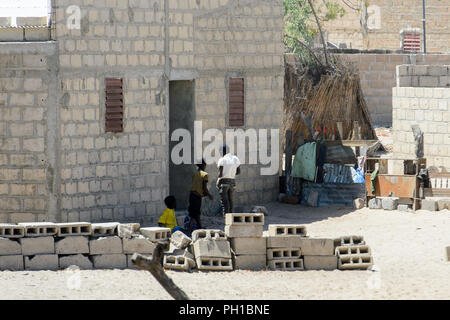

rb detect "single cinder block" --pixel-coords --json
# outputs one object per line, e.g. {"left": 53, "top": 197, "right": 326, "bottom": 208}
{"left": 89, "top": 236, "right": 123, "bottom": 255}
{"left": 170, "top": 231, "right": 192, "bottom": 249}
{"left": 18, "top": 222, "right": 58, "bottom": 237}
{"left": 163, "top": 254, "right": 196, "bottom": 271}
{"left": 118, "top": 223, "right": 140, "bottom": 238}
{"left": 267, "top": 248, "right": 301, "bottom": 260}
{"left": 398, "top": 204, "right": 410, "bottom": 211}
{"left": 230, "top": 237, "right": 266, "bottom": 255}
{"left": 303, "top": 255, "right": 338, "bottom": 270}
{"left": 234, "top": 254, "right": 266, "bottom": 270}
{"left": 91, "top": 222, "right": 119, "bottom": 237}
{"left": 56, "top": 222, "right": 91, "bottom": 237}
{"left": 381, "top": 197, "right": 399, "bottom": 210}
{"left": 0, "top": 255, "right": 23, "bottom": 270}
{"left": 195, "top": 256, "right": 233, "bottom": 271}
{"left": 92, "top": 254, "right": 127, "bottom": 269}
{"left": 24, "top": 254, "right": 58, "bottom": 270}
{"left": 299, "top": 238, "right": 335, "bottom": 256}
{"left": 193, "top": 239, "right": 231, "bottom": 258}
{"left": 265, "top": 234, "right": 304, "bottom": 248}
{"left": 0, "top": 237, "right": 21, "bottom": 255}
{"left": 334, "top": 235, "right": 365, "bottom": 247}
{"left": 338, "top": 255, "right": 373, "bottom": 270}
{"left": 421, "top": 199, "right": 438, "bottom": 211}
{"left": 55, "top": 236, "right": 89, "bottom": 254}
{"left": 0, "top": 224, "right": 24, "bottom": 238}
{"left": 268, "top": 224, "right": 307, "bottom": 237}
{"left": 353, "top": 198, "right": 364, "bottom": 209}
{"left": 20, "top": 236, "right": 54, "bottom": 255}
{"left": 268, "top": 259, "right": 304, "bottom": 271}
{"left": 368, "top": 198, "right": 382, "bottom": 209}
{"left": 224, "top": 225, "right": 263, "bottom": 238}
{"left": 169, "top": 248, "right": 195, "bottom": 260}
{"left": 123, "top": 236, "right": 156, "bottom": 254}
{"left": 225, "top": 213, "right": 264, "bottom": 226}
{"left": 140, "top": 227, "right": 171, "bottom": 241}
{"left": 437, "top": 200, "right": 450, "bottom": 211}
{"left": 59, "top": 254, "right": 93, "bottom": 270}
{"left": 192, "top": 229, "right": 226, "bottom": 242}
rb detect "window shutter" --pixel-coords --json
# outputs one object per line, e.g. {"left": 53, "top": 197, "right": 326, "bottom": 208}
{"left": 229, "top": 77, "right": 245, "bottom": 127}
{"left": 403, "top": 33, "right": 421, "bottom": 52}
{"left": 105, "top": 77, "right": 123, "bottom": 133}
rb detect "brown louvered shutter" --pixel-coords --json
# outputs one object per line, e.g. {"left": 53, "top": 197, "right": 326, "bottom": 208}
{"left": 403, "top": 33, "right": 421, "bottom": 52}
{"left": 229, "top": 77, "right": 245, "bottom": 127}
{"left": 105, "top": 77, "right": 123, "bottom": 133}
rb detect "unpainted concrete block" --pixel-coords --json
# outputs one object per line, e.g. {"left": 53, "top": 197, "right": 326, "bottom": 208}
{"left": 24, "top": 254, "right": 58, "bottom": 270}
{"left": 225, "top": 225, "right": 263, "bottom": 238}
{"left": 0, "top": 17, "right": 11, "bottom": 26}
{"left": 338, "top": 255, "right": 373, "bottom": 270}
{"left": 117, "top": 223, "right": 140, "bottom": 238}
{"left": 437, "top": 200, "right": 450, "bottom": 211}
{"left": 230, "top": 237, "right": 266, "bottom": 255}
{"left": 59, "top": 254, "right": 93, "bottom": 270}
{"left": 192, "top": 229, "right": 226, "bottom": 242}
{"left": 195, "top": 256, "right": 233, "bottom": 271}
{"left": 234, "top": 254, "right": 266, "bottom": 270}
{"left": 164, "top": 253, "right": 196, "bottom": 271}
{"left": 24, "top": 27, "right": 50, "bottom": 41}
{"left": 193, "top": 239, "right": 231, "bottom": 258}
{"left": 265, "top": 234, "right": 304, "bottom": 248}
{"left": 56, "top": 222, "right": 91, "bottom": 237}
{"left": 225, "top": 213, "right": 264, "bottom": 226}
{"left": 303, "top": 255, "right": 338, "bottom": 270}
{"left": 18, "top": 222, "right": 57, "bottom": 237}
{"left": 267, "top": 248, "right": 301, "bottom": 260}
{"left": 353, "top": 198, "right": 365, "bottom": 209}
{"left": 0, "top": 237, "right": 21, "bottom": 255}
{"left": 0, "top": 28, "right": 24, "bottom": 41}
{"left": 91, "top": 222, "right": 119, "bottom": 237}
{"left": 421, "top": 199, "right": 438, "bottom": 211}
{"left": 55, "top": 236, "right": 89, "bottom": 254}
{"left": 16, "top": 17, "right": 47, "bottom": 26}
{"left": 307, "top": 191, "right": 319, "bottom": 207}
{"left": 268, "top": 224, "right": 307, "bottom": 237}
{"left": 140, "top": 227, "right": 171, "bottom": 241}
{"left": 299, "top": 238, "right": 335, "bottom": 256}
{"left": 20, "top": 236, "right": 54, "bottom": 255}
{"left": 398, "top": 204, "right": 410, "bottom": 211}
{"left": 92, "top": 254, "right": 127, "bottom": 269}
{"left": 169, "top": 231, "right": 192, "bottom": 250}
{"left": 268, "top": 259, "right": 304, "bottom": 271}
{"left": 0, "top": 255, "right": 23, "bottom": 270}
{"left": 368, "top": 198, "right": 382, "bottom": 209}
{"left": 334, "top": 235, "right": 365, "bottom": 247}
{"left": 382, "top": 197, "right": 399, "bottom": 210}
{"left": 123, "top": 236, "right": 156, "bottom": 254}
{"left": 89, "top": 236, "right": 123, "bottom": 255}
{"left": 0, "top": 224, "right": 24, "bottom": 238}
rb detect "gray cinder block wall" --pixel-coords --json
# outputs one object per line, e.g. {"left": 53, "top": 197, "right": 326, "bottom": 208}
{"left": 0, "top": 0, "right": 285, "bottom": 224}
{"left": 392, "top": 64, "right": 450, "bottom": 171}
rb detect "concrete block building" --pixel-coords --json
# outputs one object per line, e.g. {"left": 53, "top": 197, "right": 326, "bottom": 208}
{"left": 0, "top": 0, "right": 285, "bottom": 224}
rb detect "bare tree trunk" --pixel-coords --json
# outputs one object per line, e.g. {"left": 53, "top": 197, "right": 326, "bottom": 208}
{"left": 307, "top": 0, "right": 330, "bottom": 67}
{"left": 131, "top": 243, "right": 190, "bottom": 300}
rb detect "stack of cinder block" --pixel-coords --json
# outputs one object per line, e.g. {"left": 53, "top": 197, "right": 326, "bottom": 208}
{"left": 225, "top": 213, "right": 266, "bottom": 270}
{"left": 265, "top": 224, "right": 306, "bottom": 271}
{"left": 0, "top": 222, "right": 171, "bottom": 271}
{"left": 192, "top": 229, "right": 232, "bottom": 271}
{"left": 334, "top": 235, "right": 373, "bottom": 270}
{"left": 163, "top": 231, "right": 195, "bottom": 271}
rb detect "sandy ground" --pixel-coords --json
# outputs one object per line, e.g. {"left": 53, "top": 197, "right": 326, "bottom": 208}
{"left": 1, "top": 202, "right": 449, "bottom": 300}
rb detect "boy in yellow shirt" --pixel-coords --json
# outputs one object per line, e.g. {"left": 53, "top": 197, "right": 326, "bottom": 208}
{"left": 158, "top": 196, "right": 180, "bottom": 232}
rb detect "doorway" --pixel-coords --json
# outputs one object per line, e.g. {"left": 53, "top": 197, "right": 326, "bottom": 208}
{"left": 169, "top": 80, "right": 195, "bottom": 210}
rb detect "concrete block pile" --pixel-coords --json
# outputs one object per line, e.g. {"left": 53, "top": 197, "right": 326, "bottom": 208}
{"left": 0, "top": 222, "right": 170, "bottom": 271}
{"left": 192, "top": 229, "right": 232, "bottom": 271}
{"left": 368, "top": 197, "right": 450, "bottom": 211}
{"left": 334, "top": 236, "right": 373, "bottom": 270}
{"left": 265, "top": 225, "right": 305, "bottom": 270}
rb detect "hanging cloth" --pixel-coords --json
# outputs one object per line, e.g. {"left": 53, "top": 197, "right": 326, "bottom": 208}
{"left": 291, "top": 142, "right": 317, "bottom": 182}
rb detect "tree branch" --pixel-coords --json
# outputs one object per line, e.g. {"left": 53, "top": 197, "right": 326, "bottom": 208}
{"left": 284, "top": 35, "right": 324, "bottom": 68}
{"left": 307, "top": 0, "right": 330, "bottom": 67}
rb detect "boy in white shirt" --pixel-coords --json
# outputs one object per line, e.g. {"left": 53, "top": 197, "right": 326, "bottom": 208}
{"left": 217, "top": 145, "right": 240, "bottom": 215}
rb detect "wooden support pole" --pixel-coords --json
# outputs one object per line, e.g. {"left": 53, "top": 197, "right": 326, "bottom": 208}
{"left": 131, "top": 243, "right": 190, "bottom": 300}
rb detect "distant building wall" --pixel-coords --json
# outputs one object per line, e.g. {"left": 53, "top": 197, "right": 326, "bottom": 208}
{"left": 392, "top": 64, "right": 450, "bottom": 171}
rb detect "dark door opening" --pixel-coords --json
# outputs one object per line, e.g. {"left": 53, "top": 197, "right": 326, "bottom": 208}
{"left": 169, "top": 80, "right": 195, "bottom": 210}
